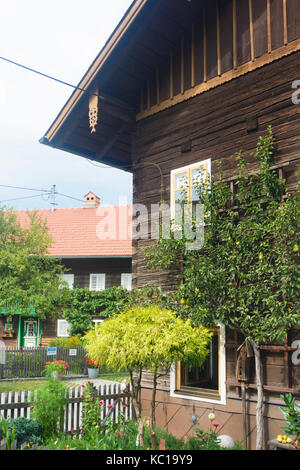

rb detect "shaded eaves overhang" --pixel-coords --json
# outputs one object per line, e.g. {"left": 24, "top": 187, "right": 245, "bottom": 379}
{"left": 40, "top": 0, "right": 153, "bottom": 173}
{"left": 40, "top": 0, "right": 206, "bottom": 172}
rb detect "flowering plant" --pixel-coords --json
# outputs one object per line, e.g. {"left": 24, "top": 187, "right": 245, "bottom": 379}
{"left": 80, "top": 381, "right": 124, "bottom": 449}
{"left": 7, "top": 328, "right": 15, "bottom": 336}
{"left": 48, "top": 336, "right": 83, "bottom": 347}
{"left": 44, "top": 360, "right": 69, "bottom": 378}
{"left": 86, "top": 358, "right": 101, "bottom": 369}
{"left": 194, "top": 428, "right": 221, "bottom": 450}
{"left": 192, "top": 413, "right": 222, "bottom": 450}
{"left": 81, "top": 382, "right": 104, "bottom": 437}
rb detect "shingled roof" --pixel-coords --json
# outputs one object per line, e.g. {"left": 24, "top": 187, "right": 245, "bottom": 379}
{"left": 15, "top": 205, "right": 132, "bottom": 258}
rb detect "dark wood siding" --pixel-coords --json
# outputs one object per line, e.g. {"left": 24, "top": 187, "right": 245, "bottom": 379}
{"left": 220, "top": 0, "right": 234, "bottom": 73}
{"left": 62, "top": 258, "right": 132, "bottom": 289}
{"left": 253, "top": 0, "right": 268, "bottom": 58}
{"left": 132, "top": 52, "right": 300, "bottom": 425}
{"left": 287, "top": 0, "right": 300, "bottom": 43}
{"left": 137, "top": 0, "right": 300, "bottom": 121}
{"left": 270, "top": 0, "right": 284, "bottom": 50}
{"left": 236, "top": 0, "right": 251, "bottom": 65}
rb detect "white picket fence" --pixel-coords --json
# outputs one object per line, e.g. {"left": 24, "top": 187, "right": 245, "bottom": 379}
{"left": 0, "top": 383, "right": 133, "bottom": 433}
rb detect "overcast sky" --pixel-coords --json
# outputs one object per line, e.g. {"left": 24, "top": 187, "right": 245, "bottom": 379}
{"left": 0, "top": 0, "right": 133, "bottom": 210}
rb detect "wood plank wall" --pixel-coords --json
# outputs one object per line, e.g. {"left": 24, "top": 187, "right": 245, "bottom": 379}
{"left": 63, "top": 258, "right": 132, "bottom": 289}
{"left": 138, "top": 0, "right": 300, "bottom": 120}
{"left": 132, "top": 49, "right": 300, "bottom": 396}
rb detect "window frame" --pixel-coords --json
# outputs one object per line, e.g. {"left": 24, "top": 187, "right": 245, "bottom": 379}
{"left": 170, "top": 323, "right": 226, "bottom": 405}
{"left": 89, "top": 273, "right": 106, "bottom": 291}
{"left": 60, "top": 274, "right": 74, "bottom": 289}
{"left": 170, "top": 159, "right": 211, "bottom": 219}
{"left": 121, "top": 273, "right": 132, "bottom": 291}
{"left": 57, "top": 319, "right": 71, "bottom": 338}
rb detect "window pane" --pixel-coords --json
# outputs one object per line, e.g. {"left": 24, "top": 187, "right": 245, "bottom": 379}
{"left": 90, "top": 274, "right": 106, "bottom": 291}
{"left": 121, "top": 273, "right": 132, "bottom": 290}
{"left": 175, "top": 190, "right": 187, "bottom": 203}
{"left": 60, "top": 274, "right": 74, "bottom": 289}
{"left": 192, "top": 167, "right": 206, "bottom": 185}
{"left": 180, "top": 332, "right": 219, "bottom": 391}
{"left": 191, "top": 187, "right": 201, "bottom": 202}
{"left": 57, "top": 320, "right": 71, "bottom": 337}
{"left": 175, "top": 172, "right": 188, "bottom": 190}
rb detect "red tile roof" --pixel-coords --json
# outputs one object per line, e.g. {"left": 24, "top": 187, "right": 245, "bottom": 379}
{"left": 15, "top": 206, "right": 132, "bottom": 257}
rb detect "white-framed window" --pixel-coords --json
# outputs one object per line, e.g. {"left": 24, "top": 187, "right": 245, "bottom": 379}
{"left": 170, "top": 323, "right": 226, "bottom": 405}
{"left": 57, "top": 319, "right": 71, "bottom": 337}
{"left": 89, "top": 274, "right": 106, "bottom": 291}
{"left": 93, "top": 319, "right": 104, "bottom": 337}
{"left": 121, "top": 273, "right": 132, "bottom": 290}
{"left": 170, "top": 159, "right": 211, "bottom": 218}
{"left": 93, "top": 319, "right": 104, "bottom": 329}
{"left": 60, "top": 274, "right": 74, "bottom": 289}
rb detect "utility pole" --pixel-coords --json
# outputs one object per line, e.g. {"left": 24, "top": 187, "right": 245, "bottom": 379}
{"left": 50, "top": 184, "right": 58, "bottom": 212}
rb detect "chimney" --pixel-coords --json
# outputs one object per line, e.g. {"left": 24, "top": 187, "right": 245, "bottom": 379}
{"left": 84, "top": 192, "right": 100, "bottom": 208}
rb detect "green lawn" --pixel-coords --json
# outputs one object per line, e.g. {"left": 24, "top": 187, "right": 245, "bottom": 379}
{"left": 0, "top": 380, "right": 48, "bottom": 393}
{"left": 0, "top": 375, "right": 130, "bottom": 393}
{"left": 97, "top": 374, "right": 129, "bottom": 383}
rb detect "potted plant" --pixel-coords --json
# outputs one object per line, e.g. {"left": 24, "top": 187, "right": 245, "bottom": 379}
{"left": 86, "top": 358, "right": 100, "bottom": 379}
{"left": 44, "top": 360, "right": 69, "bottom": 380}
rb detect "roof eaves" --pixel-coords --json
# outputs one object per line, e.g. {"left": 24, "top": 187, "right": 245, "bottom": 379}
{"left": 41, "top": 0, "right": 149, "bottom": 145}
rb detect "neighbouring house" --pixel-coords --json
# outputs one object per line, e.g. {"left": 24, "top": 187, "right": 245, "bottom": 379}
{"left": 0, "top": 192, "right": 132, "bottom": 348}
{"left": 40, "top": 0, "right": 300, "bottom": 448}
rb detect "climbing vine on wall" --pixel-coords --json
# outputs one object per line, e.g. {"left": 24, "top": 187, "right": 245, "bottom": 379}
{"left": 63, "top": 286, "right": 131, "bottom": 336}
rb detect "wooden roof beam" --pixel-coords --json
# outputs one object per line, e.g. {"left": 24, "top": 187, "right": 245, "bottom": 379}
{"left": 99, "top": 93, "right": 136, "bottom": 124}
{"left": 43, "top": 0, "right": 162, "bottom": 145}
{"left": 96, "top": 121, "right": 129, "bottom": 162}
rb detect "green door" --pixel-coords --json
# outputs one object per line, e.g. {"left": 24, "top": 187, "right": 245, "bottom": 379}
{"left": 19, "top": 317, "right": 41, "bottom": 348}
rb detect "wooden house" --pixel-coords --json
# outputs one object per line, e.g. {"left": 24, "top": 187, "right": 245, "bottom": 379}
{"left": 0, "top": 193, "right": 132, "bottom": 348}
{"left": 41, "top": 0, "right": 300, "bottom": 448}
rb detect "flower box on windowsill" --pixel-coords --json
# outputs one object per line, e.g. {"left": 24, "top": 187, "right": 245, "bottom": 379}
{"left": 0, "top": 333, "right": 14, "bottom": 338}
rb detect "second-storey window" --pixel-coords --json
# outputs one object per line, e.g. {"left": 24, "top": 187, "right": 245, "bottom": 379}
{"left": 60, "top": 274, "right": 74, "bottom": 289}
{"left": 121, "top": 273, "right": 132, "bottom": 290}
{"left": 170, "top": 159, "right": 211, "bottom": 218}
{"left": 89, "top": 274, "right": 106, "bottom": 291}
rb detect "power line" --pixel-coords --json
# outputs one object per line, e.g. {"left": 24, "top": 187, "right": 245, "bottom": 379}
{"left": 87, "top": 160, "right": 112, "bottom": 169}
{"left": 0, "top": 193, "right": 51, "bottom": 204}
{"left": 87, "top": 158, "right": 134, "bottom": 171}
{"left": 0, "top": 57, "right": 136, "bottom": 173}
{"left": 0, "top": 184, "right": 50, "bottom": 193}
{"left": 0, "top": 185, "right": 83, "bottom": 207}
{"left": 56, "top": 192, "right": 84, "bottom": 203}
{"left": 0, "top": 55, "right": 98, "bottom": 97}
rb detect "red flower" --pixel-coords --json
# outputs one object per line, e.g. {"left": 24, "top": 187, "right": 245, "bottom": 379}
{"left": 212, "top": 422, "right": 220, "bottom": 428}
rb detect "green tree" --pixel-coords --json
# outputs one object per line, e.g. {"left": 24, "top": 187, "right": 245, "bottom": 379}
{"left": 0, "top": 208, "right": 67, "bottom": 319}
{"left": 145, "top": 127, "right": 300, "bottom": 450}
{"left": 84, "top": 305, "right": 211, "bottom": 443}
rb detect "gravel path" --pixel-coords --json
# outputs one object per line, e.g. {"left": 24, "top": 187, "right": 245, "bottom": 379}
{"left": 67, "top": 377, "right": 126, "bottom": 388}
